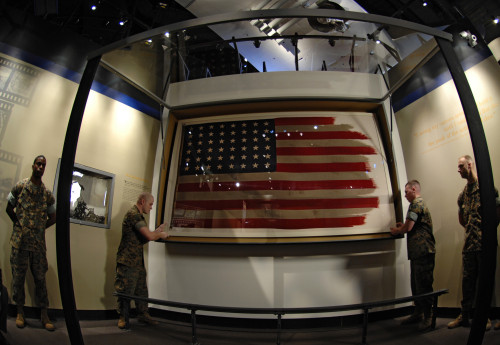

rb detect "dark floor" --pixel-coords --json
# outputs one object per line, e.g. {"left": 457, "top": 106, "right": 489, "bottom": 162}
{"left": 1, "top": 314, "right": 500, "bottom": 345}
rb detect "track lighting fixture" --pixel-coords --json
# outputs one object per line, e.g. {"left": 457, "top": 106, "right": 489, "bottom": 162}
{"left": 459, "top": 30, "right": 477, "bottom": 47}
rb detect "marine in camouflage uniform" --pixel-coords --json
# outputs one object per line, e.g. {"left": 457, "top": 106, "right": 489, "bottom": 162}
{"left": 391, "top": 180, "right": 435, "bottom": 331}
{"left": 448, "top": 155, "right": 498, "bottom": 329}
{"left": 115, "top": 204, "right": 150, "bottom": 317}
{"left": 406, "top": 195, "right": 435, "bottom": 318}
{"left": 457, "top": 180, "right": 498, "bottom": 319}
{"left": 5, "top": 155, "right": 56, "bottom": 330}
{"left": 114, "top": 192, "right": 168, "bottom": 329}
{"left": 458, "top": 179, "right": 482, "bottom": 319}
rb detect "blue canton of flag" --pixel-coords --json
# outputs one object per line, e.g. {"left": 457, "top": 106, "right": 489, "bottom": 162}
{"left": 180, "top": 119, "right": 277, "bottom": 175}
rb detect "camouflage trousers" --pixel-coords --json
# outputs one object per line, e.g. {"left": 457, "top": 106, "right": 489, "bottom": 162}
{"left": 410, "top": 253, "right": 435, "bottom": 316}
{"left": 114, "top": 263, "right": 148, "bottom": 316}
{"left": 10, "top": 247, "right": 49, "bottom": 308}
{"left": 461, "top": 251, "right": 481, "bottom": 313}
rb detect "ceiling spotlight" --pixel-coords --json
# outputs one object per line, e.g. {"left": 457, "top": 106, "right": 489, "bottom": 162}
{"left": 91, "top": 5, "right": 97, "bottom": 10}
{"left": 164, "top": 32, "right": 170, "bottom": 38}
{"left": 459, "top": 30, "right": 477, "bottom": 47}
{"left": 253, "top": 39, "right": 261, "bottom": 48}
{"left": 493, "top": 16, "right": 499, "bottom": 24}
{"left": 368, "top": 32, "right": 380, "bottom": 44}
{"left": 308, "top": 0, "right": 348, "bottom": 33}
{"left": 422, "top": 1, "right": 428, "bottom": 6}
{"left": 119, "top": 19, "right": 127, "bottom": 26}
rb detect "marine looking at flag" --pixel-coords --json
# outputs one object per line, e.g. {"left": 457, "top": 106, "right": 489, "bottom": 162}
{"left": 390, "top": 180, "right": 435, "bottom": 331}
{"left": 115, "top": 192, "right": 169, "bottom": 329}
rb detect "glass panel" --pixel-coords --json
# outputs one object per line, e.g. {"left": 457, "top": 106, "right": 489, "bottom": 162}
{"left": 97, "top": 13, "right": 439, "bottom": 89}
{"left": 169, "top": 112, "right": 395, "bottom": 240}
{"left": 54, "top": 161, "right": 115, "bottom": 229}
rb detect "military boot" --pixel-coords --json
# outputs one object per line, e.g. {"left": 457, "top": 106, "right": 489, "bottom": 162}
{"left": 138, "top": 312, "right": 159, "bottom": 325}
{"left": 486, "top": 318, "right": 492, "bottom": 331}
{"left": 447, "top": 312, "right": 470, "bottom": 329}
{"left": 41, "top": 308, "right": 55, "bottom": 331}
{"left": 15, "top": 305, "right": 25, "bottom": 328}
{"left": 418, "top": 311, "right": 433, "bottom": 331}
{"left": 117, "top": 316, "right": 127, "bottom": 329}
{"left": 400, "top": 312, "right": 423, "bottom": 325}
{"left": 15, "top": 313, "right": 25, "bottom": 328}
{"left": 494, "top": 320, "right": 500, "bottom": 330}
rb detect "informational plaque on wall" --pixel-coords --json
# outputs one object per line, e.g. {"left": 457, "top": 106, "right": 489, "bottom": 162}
{"left": 164, "top": 112, "right": 396, "bottom": 243}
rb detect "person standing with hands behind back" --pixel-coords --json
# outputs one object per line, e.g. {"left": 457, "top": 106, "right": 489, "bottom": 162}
{"left": 391, "top": 180, "right": 435, "bottom": 331}
{"left": 115, "top": 192, "right": 169, "bottom": 329}
{"left": 447, "top": 155, "right": 497, "bottom": 330}
{"left": 5, "top": 155, "right": 56, "bottom": 331}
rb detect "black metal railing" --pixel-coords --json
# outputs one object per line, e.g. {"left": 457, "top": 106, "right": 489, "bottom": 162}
{"left": 114, "top": 288, "right": 448, "bottom": 345}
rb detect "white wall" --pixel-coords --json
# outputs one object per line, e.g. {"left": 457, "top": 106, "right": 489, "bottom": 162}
{"left": 148, "top": 71, "right": 411, "bottom": 318}
{"left": 395, "top": 56, "right": 500, "bottom": 308}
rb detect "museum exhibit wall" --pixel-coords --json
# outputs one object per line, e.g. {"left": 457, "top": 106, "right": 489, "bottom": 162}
{"left": 146, "top": 71, "right": 412, "bottom": 318}
{"left": 2, "top": 4, "right": 498, "bottom": 317}
{"left": 0, "top": 11, "right": 162, "bottom": 310}
{"left": 395, "top": 54, "right": 500, "bottom": 308}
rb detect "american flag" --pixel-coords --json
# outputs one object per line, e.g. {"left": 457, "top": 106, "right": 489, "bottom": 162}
{"left": 172, "top": 115, "right": 385, "bottom": 234}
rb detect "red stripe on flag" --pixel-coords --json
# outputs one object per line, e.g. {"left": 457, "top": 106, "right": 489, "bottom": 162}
{"left": 275, "top": 117, "right": 335, "bottom": 126}
{"left": 172, "top": 216, "right": 366, "bottom": 229}
{"left": 276, "top": 131, "right": 368, "bottom": 140}
{"left": 176, "top": 179, "right": 376, "bottom": 192}
{"left": 276, "top": 162, "right": 370, "bottom": 173}
{"left": 175, "top": 197, "right": 379, "bottom": 210}
{"left": 276, "top": 147, "right": 376, "bottom": 155}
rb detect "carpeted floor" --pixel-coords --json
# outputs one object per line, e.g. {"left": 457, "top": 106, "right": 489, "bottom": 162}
{"left": 1, "top": 314, "right": 500, "bottom": 345}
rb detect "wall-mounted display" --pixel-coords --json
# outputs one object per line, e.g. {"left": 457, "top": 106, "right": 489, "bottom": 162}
{"left": 164, "top": 111, "right": 396, "bottom": 243}
{"left": 54, "top": 161, "right": 115, "bottom": 229}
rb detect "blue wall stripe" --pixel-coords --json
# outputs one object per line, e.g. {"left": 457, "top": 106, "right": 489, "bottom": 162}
{"left": 393, "top": 47, "right": 492, "bottom": 112}
{"left": 0, "top": 42, "right": 160, "bottom": 119}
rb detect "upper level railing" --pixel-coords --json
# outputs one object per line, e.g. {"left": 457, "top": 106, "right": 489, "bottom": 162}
{"left": 92, "top": 8, "right": 452, "bottom": 106}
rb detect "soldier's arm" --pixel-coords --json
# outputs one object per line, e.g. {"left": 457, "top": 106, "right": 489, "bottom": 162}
{"left": 45, "top": 194, "right": 56, "bottom": 228}
{"left": 46, "top": 212, "right": 56, "bottom": 228}
{"left": 458, "top": 209, "right": 466, "bottom": 227}
{"left": 390, "top": 219, "right": 415, "bottom": 235}
{"left": 137, "top": 222, "right": 168, "bottom": 241}
{"left": 5, "top": 202, "right": 18, "bottom": 224}
{"left": 457, "top": 191, "right": 466, "bottom": 227}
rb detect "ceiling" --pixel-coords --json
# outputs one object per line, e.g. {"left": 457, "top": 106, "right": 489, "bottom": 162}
{"left": 4, "top": 0, "right": 500, "bottom": 76}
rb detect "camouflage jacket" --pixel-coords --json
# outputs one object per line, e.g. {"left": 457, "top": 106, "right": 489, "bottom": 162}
{"left": 457, "top": 180, "right": 498, "bottom": 253}
{"left": 406, "top": 197, "right": 435, "bottom": 260}
{"left": 7, "top": 178, "right": 56, "bottom": 252}
{"left": 116, "top": 205, "right": 148, "bottom": 267}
